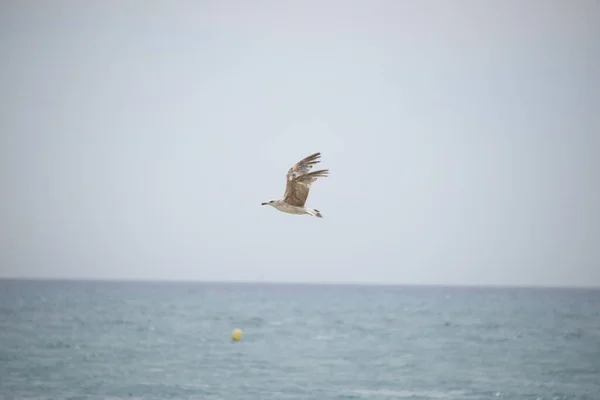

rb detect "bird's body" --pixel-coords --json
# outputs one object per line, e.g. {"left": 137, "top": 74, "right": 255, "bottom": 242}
{"left": 262, "top": 152, "right": 328, "bottom": 218}
{"left": 268, "top": 200, "right": 323, "bottom": 217}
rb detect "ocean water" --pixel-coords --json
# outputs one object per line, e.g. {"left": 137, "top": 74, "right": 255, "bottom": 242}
{"left": 0, "top": 280, "right": 599, "bottom": 400}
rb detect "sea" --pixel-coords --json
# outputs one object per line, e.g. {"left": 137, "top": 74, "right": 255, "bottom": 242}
{"left": 0, "top": 279, "right": 599, "bottom": 400}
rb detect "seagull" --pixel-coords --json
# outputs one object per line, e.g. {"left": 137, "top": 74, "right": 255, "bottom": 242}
{"left": 262, "top": 152, "right": 329, "bottom": 218}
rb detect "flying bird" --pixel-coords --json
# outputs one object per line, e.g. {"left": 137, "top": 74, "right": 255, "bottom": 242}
{"left": 261, "top": 152, "right": 329, "bottom": 218}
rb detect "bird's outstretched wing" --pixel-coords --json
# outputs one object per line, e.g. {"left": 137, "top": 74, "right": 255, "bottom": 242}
{"left": 283, "top": 152, "right": 329, "bottom": 207}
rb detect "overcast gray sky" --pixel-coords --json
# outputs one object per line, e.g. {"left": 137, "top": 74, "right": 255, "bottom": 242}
{"left": 1, "top": 1, "right": 599, "bottom": 286}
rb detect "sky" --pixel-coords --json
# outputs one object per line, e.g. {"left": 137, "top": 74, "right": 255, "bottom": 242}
{"left": 1, "top": 1, "right": 599, "bottom": 287}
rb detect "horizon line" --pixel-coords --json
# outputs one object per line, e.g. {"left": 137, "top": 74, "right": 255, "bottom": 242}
{"left": 0, "top": 276, "right": 598, "bottom": 290}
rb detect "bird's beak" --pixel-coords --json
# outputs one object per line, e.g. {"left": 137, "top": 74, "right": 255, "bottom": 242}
{"left": 261, "top": 202, "right": 267, "bottom": 205}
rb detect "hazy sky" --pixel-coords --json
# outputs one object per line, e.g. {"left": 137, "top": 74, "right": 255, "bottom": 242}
{"left": 1, "top": 1, "right": 599, "bottom": 286}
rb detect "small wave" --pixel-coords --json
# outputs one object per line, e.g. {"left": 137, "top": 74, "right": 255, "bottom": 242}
{"left": 104, "top": 397, "right": 145, "bottom": 400}
{"left": 350, "top": 389, "right": 469, "bottom": 399}
{"left": 136, "top": 325, "right": 155, "bottom": 332}
{"left": 43, "top": 340, "right": 72, "bottom": 349}
{"left": 112, "top": 319, "right": 136, "bottom": 325}
{"left": 241, "top": 316, "right": 265, "bottom": 327}
{"left": 564, "top": 330, "right": 583, "bottom": 339}
{"left": 0, "top": 351, "right": 21, "bottom": 361}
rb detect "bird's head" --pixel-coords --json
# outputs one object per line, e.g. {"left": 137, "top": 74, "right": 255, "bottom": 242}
{"left": 261, "top": 200, "right": 276, "bottom": 207}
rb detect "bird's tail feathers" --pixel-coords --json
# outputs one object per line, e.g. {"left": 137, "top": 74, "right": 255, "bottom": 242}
{"left": 307, "top": 208, "right": 323, "bottom": 218}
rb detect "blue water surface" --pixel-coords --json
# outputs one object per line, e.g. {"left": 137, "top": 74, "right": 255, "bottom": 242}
{"left": 1, "top": 280, "right": 599, "bottom": 400}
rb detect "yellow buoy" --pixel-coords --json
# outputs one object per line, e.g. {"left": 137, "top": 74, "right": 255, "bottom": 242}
{"left": 231, "top": 328, "right": 243, "bottom": 341}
